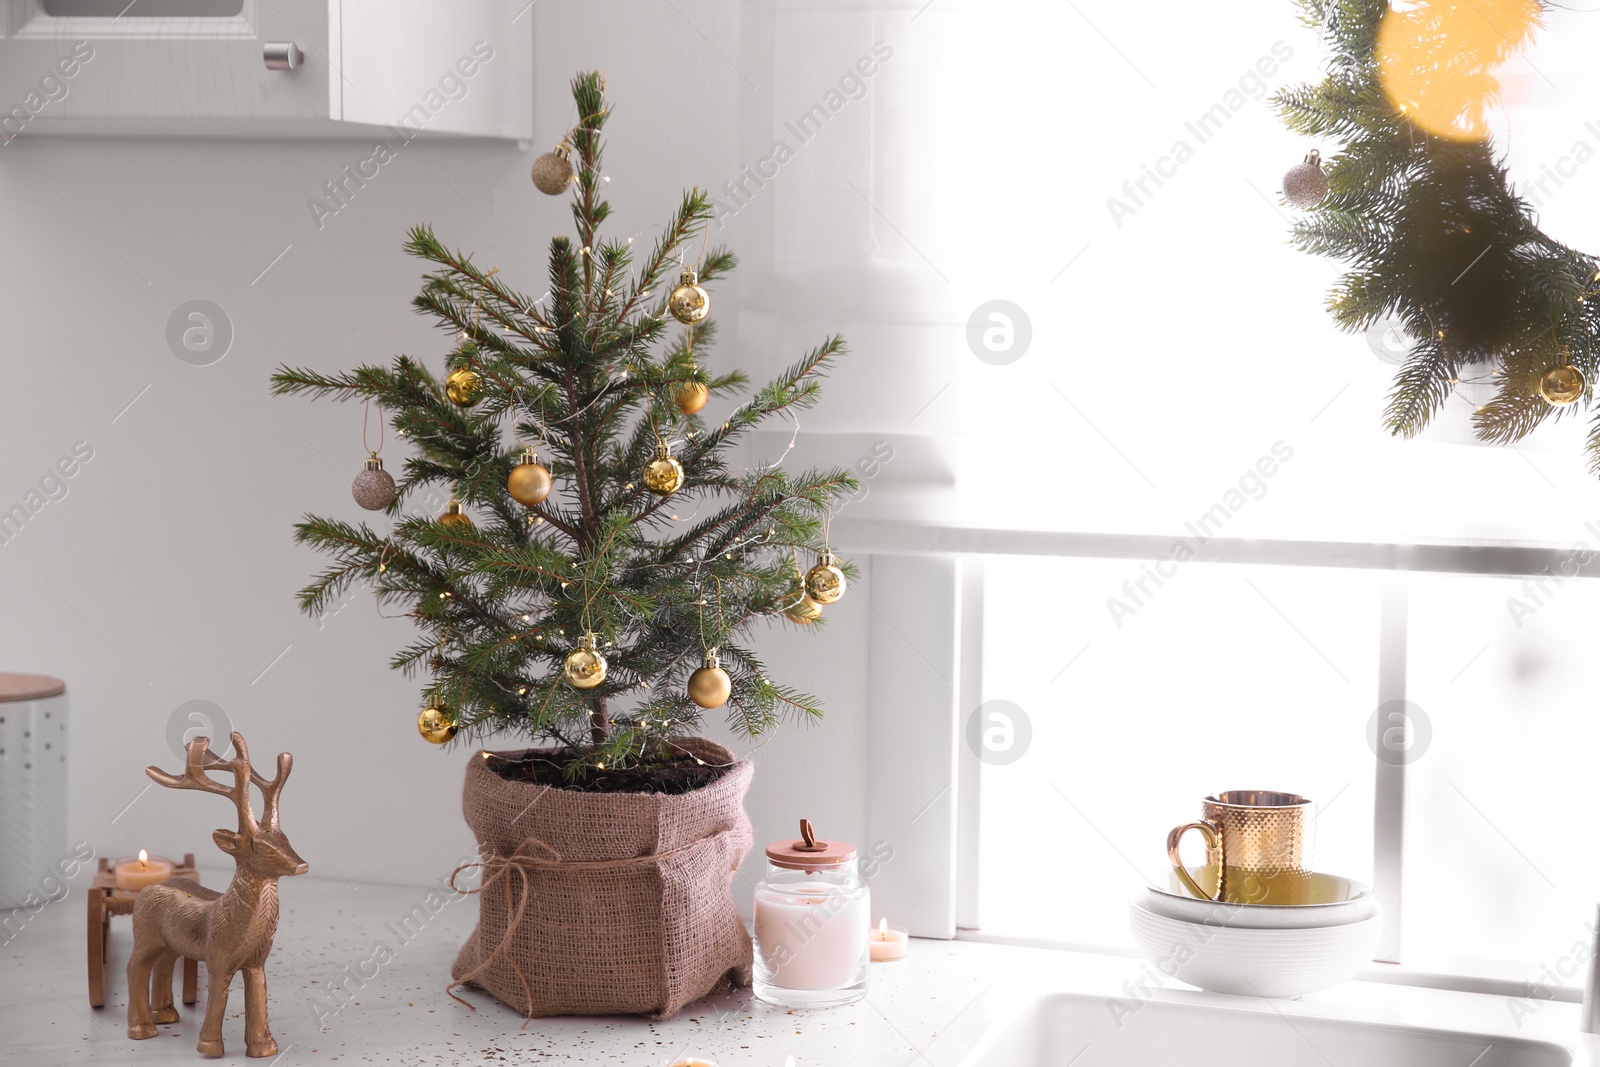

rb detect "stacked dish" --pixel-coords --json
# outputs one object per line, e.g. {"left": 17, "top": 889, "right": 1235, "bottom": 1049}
{"left": 1127, "top": 868, "right": 1381, "bottom": 998}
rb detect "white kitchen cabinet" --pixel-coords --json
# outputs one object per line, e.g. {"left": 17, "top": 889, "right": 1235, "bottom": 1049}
{"left": 0, "top": 0, "right": 532, "bottom": 140}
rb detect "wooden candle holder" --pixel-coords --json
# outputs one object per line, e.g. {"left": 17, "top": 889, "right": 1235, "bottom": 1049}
{"left": 87, "top": 853, "right": 199, "bottom": 1009}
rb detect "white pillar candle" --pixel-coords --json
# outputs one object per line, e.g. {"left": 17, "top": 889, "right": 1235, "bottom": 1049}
{"left": 753, "top": 881, "right": 871, "bottom": 989}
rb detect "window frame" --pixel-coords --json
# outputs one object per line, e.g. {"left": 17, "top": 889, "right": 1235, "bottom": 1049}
{"left": 844, "top": 518, "right": 1598, "bottom": 998}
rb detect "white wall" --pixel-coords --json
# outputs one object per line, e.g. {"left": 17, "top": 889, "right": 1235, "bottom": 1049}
{"left": 0, "top": 0, "right": 918, "bottom": 897}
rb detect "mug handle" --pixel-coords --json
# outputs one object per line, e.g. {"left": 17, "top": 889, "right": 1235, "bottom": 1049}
{"left": 1166, "top": 821, "right": 1223, "bottom": 901}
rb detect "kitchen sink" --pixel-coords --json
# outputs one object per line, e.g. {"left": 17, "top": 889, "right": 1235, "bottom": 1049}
{"left": 958, "top": 991, "right": 1573, "bottom": 1067}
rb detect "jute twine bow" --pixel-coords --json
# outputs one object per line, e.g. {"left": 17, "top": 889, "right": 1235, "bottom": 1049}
{"left": 446, "top": 828, "right": 741, "bottom": 1018}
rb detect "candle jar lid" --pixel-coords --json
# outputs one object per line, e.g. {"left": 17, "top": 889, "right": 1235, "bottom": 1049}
{"left": 765, "top": 818, "right": 857, "bottom": 870}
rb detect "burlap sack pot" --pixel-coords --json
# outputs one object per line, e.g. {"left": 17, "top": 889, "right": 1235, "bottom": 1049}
{"left": 449, "top": 737, "right": 754, "bottom": 1019}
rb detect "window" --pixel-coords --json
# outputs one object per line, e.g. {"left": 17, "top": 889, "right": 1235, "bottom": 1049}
{"left": 970, "top": 553, "right": 1377, "bottom": 952}
{"left": 961, "top": 546, "right": 1600, "bottom": 987}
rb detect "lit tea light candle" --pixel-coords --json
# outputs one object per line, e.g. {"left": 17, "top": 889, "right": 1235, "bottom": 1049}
{"left": 114, "top": 850, "right": 174, "bottom": 891}
{"left": 666, "top": 1059, "right": 717, "bottom": 1067}
{"left": 869, "top": 917, "right": 908, "bottom": 961}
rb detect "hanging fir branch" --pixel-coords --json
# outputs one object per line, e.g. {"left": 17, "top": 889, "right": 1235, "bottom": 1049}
{"left": 1274, "top": 0, "right": 1600, "bottom": 453}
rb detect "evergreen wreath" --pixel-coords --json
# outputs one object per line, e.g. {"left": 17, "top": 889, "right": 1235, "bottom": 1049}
{"left": 1275, "top": 0, "right": 1600, "bottom": 459}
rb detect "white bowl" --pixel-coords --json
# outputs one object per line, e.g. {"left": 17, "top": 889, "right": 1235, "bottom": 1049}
{"left": 1142, "top": 868, "right": 1376, "bottom": 930}
{"left": 1127, "top": 898, "right": 1382, "bottom": 998}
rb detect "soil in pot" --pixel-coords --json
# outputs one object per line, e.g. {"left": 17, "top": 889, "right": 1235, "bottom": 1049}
{"left": 485, "top": 749, "right": 727, "bottom": 794}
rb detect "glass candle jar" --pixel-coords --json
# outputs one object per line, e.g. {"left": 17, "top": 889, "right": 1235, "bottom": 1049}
{"left": 751, "top": 821, "right": 870, "bottom": 1007}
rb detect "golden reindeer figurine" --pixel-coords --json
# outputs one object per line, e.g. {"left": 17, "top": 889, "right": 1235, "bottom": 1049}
{"left": 127, "top": 733, "right": 308, "bottom": 1058}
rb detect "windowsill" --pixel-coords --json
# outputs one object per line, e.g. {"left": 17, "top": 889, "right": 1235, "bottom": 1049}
{"left": 955, "top": 928, "right": 1583, "bottom": 1004}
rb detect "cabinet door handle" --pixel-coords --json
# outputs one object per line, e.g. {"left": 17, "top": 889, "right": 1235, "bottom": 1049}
{"left": 263, "top": 42, "right": 304, "bottom": 71}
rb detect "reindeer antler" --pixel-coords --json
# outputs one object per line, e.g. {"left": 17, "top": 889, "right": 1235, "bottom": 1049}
{"left": 249, "top": 751, "right": 293, "bottom": 831}
{"left": 146, "top": 733, "right": 256, "bottom": 833}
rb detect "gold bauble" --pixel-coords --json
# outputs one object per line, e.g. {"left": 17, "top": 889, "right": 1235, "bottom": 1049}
{"left": 668, "top": 268, "right": 709, "bottom": 325}
{"left": 687, "top": 651, "right": 732, "bottom": 709}
{"left": 1541, "top": 362, "right": 1586, "bottom": 406}
{"left": 804, "top": 553, "right": 846, "bottom": 604}
{"left": 507, "top": 448, "right": 553, "bottom": 506}
{"left": 417, "top": 702, "right": 456, "bottom": 744}
{"left": 675, "top": 380, "right": 709, "bottom": 415}
{"left": 439, "top": 499, "right": 474, "bottom": 528}
{"left": 564, "top": 632, "right": 608, "bottom": 690}
{"left": 643, "top": 443, "right": 685, "bottom": 495}
{"left": 445, "top": 367, "right": 482, "bottom": 406}
{"left": 784, "top": 593, "right": 823, "bottom": 625}
{"left": 530, "top": 145, "right": 573, "bottom": 195}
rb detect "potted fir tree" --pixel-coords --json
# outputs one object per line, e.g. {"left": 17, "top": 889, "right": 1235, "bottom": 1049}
{"left": 271, "top": 72, "right": 855, "bottom": 1019}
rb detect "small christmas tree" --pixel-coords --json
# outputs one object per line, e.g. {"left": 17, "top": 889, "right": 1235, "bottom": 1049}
{"left": 272, "top": 72, "right": 854, "bottom": 779}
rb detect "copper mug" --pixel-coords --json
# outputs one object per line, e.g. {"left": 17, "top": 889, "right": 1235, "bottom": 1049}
{"left": 1166, "top": 790, "right": 1314, "bottom": 904}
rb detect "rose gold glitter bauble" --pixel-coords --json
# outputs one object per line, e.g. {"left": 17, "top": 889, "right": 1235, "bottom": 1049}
{"left": 352, "top": 454, "right": 396, "bottom": 511}
{"left": 1284, "top": 150, "right": 1329, "bottom": 209}
{"left": 531, "top": 148, "right": 573, "bottom": 195}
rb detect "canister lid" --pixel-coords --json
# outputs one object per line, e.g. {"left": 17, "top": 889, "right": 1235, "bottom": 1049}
{"left": 0, "top": 673, "right": 65, "bottom": 702}
{"left": 765, "top": 818, "right": 857, "bottom": 869}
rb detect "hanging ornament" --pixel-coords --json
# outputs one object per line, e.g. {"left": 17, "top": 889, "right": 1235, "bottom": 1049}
{"left": 675, "top": 379, "right": 709, "bottom": 415}
{"left": 439, "top": 498, "right": 474, "bottom": 528}
{"left": 351, "top": 453, "right": 396, "bottom": 511}
{"left": 445, "top": 366, "right": 482, "bottom": 407}
{"left": 781, "top": 554, "right": 822, "bottom": 623}
{"left": 417, "top": 701, "right": 456, "bottom": 744}
{"left": 564, "top": 632, "right": 608, "bottom": 690}
{"left": 352, "top": 399, "right": 397, "bottom": 510}
{"left": 1283, "top": 149, "right": 1329, "bottom": 209}
{"left": 643, "top": 441, "right": 685, "bottom": 495}
{"left": 507, "top": 446, "right": 553, "bottom": 506}
{"left": 687, "top": 649, "right": 732, "bottom": 709}
{"left": 530, "top": 141, "right": 574, "bottom": 196}
{"left": 804, "top": 552, "right": 847, "bottom": 605}
{"left": 1541, "top": 355, "right": 1586, "bottom": 406}
{"left": 784, "top": 592, "right": 823, "bottom": 625}
{"left": 668, "top": 267, "right": 709, "bottom": 325}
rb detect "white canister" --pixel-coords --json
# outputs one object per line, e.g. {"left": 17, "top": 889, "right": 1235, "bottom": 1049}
{"left": 0, "top": 674, "right": 69, "bottom": 909}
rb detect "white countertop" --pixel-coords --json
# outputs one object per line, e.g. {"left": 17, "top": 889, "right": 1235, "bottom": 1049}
{"left": 3, "top": 872, "right": 1597, "bottom": 1066}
